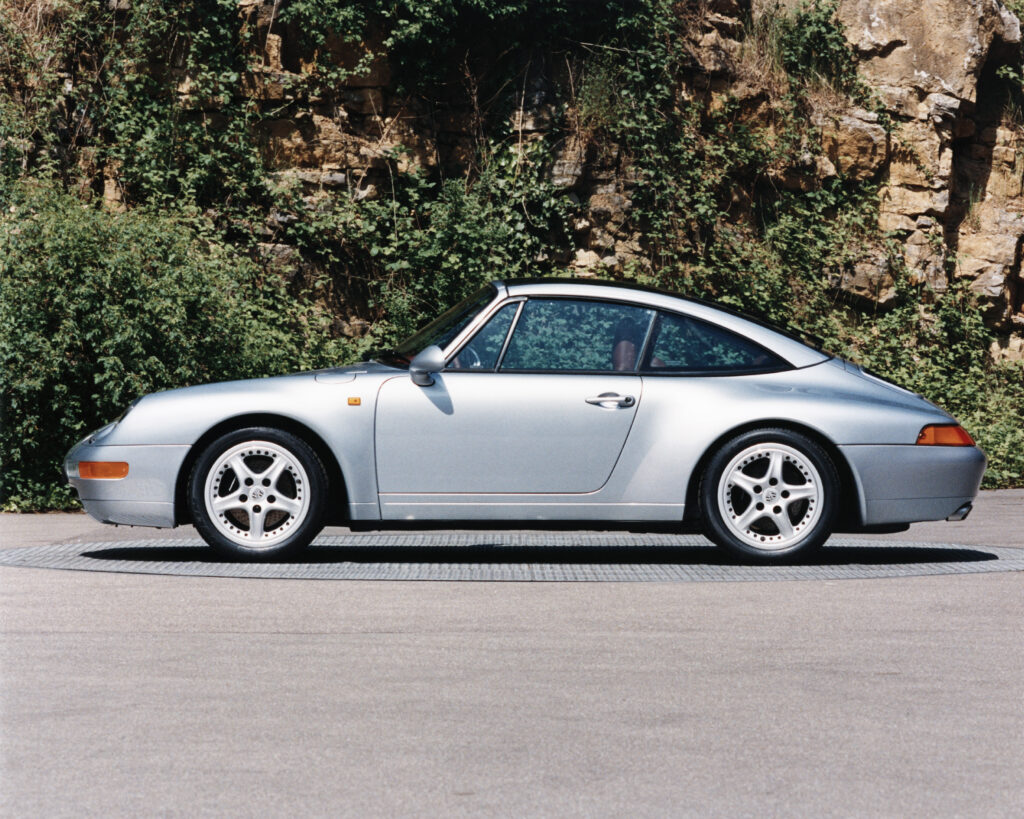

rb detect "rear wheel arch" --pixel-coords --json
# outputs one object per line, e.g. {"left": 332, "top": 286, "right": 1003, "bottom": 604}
{"left": 683, "top": 419, "right": 862, "bottom": 529}
{"left": 175, "top": 414, "right": 348, "bottom": 526}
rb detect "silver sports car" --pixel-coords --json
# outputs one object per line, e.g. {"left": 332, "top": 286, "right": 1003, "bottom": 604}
{"left": 65, "top": 279, "right": 986, "bottom": 561}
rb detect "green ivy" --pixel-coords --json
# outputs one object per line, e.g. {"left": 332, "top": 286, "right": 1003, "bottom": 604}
{"left": 0, "top": 184, "right": 349, "bottom": 510}
{"left": 1, "top": 0, "right": 1021, "bottom": 505}
{"left": 276, "top": 137, "right": 571, "bottom": 347}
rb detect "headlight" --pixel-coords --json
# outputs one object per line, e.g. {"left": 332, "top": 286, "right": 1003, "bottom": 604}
{"left": 113, "top": 397, "right": 142, "bottom": 424}
{"left": 86, "top": 398, "right": 141, "bottom": 444}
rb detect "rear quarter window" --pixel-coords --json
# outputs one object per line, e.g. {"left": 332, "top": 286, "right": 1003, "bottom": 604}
{"left": 642, "top": 312, "right": 789, "bottom": 374}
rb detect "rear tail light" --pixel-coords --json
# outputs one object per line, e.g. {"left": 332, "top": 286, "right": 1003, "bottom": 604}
{"left": 916, "top": 425, "right": 975, "bottom": 446}
{"left": 79, "top": 461, "right": 130, "bottom": 479}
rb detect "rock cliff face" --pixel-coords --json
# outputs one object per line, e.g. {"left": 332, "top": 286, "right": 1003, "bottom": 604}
{"left": 835, "top": 0, "right": 1023, "bottom": 353}
{"left": 241, "top": 0, "right": 1023, "bottom": 355}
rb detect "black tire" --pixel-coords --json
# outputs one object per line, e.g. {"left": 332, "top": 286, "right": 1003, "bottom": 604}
{"left": 699, "top": 428, "right": 839, "bottom": 562}
{"left": 189, "top": 426, "right": 328, "bottom": 560}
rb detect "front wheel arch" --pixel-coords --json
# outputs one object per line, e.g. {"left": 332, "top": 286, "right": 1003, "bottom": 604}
{"left": 683, "top": 420, "right": 862, "bottom": 530}
{"left": 175, "top": 414, "right": 348, "bottom": 527}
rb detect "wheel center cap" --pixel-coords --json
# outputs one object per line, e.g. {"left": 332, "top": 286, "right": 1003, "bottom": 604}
{"left": 764, "top": 489, "right": 778, "bottom": 502}
{"left": 251, "top": 488, "right": 265, "bottom": 500}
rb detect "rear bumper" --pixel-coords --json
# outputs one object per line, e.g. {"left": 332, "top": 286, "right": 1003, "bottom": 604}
{"left": 839, "top": 444, "right": 987, "bottom": 526}
{"left": 65, "top": 440, "right": 190, "bottom": 529}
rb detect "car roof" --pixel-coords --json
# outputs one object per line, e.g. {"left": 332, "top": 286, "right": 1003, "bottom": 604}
{"left": 493, "top": 278, "right": 830, "bottom": 369}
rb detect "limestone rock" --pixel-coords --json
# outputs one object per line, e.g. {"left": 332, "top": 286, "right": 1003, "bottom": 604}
{"left": 573, "top": 249, "right": 602, "bottom": 271}
{"left": 341, "top": 88, "right": 384, "bottom": 116}
{"left": 338, "top": 317, "right": 371, "bottom": 338}
{"left": 242, "top": 0, "right": 1023, "bottom": 330}
{"left": 820, "top": 114, "right": 888, "bottom": 179}
{"left": 511, "top": 106, "right": 555, "bottom": 133}
{"left": 837, "top": 0, "right": 1021, "bottom": 105}
{"left": 837, "top": 254, "right": 898, "bottom": 307}
{"left": 956, "top": 222, "right": 1023, "bottom": 326}
{"left": 589, "top": 227, "right": 617, "bottom": 252}
{"left": 903, "top": 229, "right": 947, "bottom": 290}
{"left": 550, "top": 159, "right": 583, "bottom": 190}
{"left": 990, "top": 334, "right": 1024, "bottom": 362}
{"left": 263, "top": 33, "right": 283, "bottom": 72}
{"left": 588, "top": 193, "right": 631, "bottom": 227}
{"left": 707, "top": 0, "right": 743, "bottom": 15}
{"left": 879, "top": 186, "right": 949, "bottom": 231}
{"left": 888, "top": 120, "right": 949, "bottom": 188}
{"left": 695, "top": 29, "right": 740, "bottom": 76}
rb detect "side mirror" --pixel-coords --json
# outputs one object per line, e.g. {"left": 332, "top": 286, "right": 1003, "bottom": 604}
{"left": 409, "top": 345, "right": 446, "bottom": 387}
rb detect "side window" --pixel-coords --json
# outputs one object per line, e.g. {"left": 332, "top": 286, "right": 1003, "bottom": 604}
{"left": 643, "top": 312, "right": 788, "bottom": 373}
{"left": 500, "top": 299, "right": 654, "bottom": 372}
{"left": 446, "top": 302, "right": 518, "bottom": 370}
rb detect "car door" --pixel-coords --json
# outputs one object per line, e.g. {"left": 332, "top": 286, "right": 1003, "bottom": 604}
{"left": 374, "top": 297, "right": 655, "bottom": 497}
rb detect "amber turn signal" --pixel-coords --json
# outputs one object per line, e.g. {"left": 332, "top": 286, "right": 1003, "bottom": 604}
{"left": 79, "top": 461, "right": 130, "bottom": 479}
{"left": 916, "top": 425, "right": 975, "bottom": 446}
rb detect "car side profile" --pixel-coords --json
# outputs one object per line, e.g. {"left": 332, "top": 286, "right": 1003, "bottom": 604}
{"left": 65, "top": 279, "right": 986, "bottom": 561}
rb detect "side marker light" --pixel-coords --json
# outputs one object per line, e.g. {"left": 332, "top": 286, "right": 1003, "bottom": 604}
{"left": 79, "top": 461, "right": 130, "bottom": 479}
{"left": 916, "top": 425, "right": 975, "bottom": 446}
{"left": 348, "top": 397, "right": 361, "bottom": 406}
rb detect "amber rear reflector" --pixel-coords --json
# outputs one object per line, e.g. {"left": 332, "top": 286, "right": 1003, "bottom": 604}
{"left": 916, "top": 425, "right": 975, "bottom": 446}
{"left": 79, "top": 461, "right": 129, "bottom": 479}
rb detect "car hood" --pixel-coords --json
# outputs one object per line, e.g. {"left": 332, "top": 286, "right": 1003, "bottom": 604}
{"left": 105, "top": 360, "right": 403, "bottom": 446}
{"left": 312, "top": 361, "right": 401, "bottom": 383}
{"left": 137, "top": 360, "right": 401, "bottom": 400}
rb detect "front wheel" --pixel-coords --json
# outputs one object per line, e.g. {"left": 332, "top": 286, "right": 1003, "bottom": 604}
{"left": 189, "top": 427, "right": 328, "bottom": 559}
{"left": 699, "top": 428, "right": 840, "bottom": 561}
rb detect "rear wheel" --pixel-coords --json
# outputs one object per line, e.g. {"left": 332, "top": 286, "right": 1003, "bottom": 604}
{"left": 700, "top": 428, "right": 839, "bottom": 561}
{"left": 189, "top": 427, "right": 327, "bottom": 559}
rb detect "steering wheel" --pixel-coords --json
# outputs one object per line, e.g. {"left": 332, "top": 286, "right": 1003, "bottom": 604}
{"left": 452, "top": 345, "right": 482, "bottom": 369}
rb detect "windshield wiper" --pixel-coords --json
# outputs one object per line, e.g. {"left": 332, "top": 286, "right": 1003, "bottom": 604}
{"left": 370, "top": 348, "right": 410, "bottom": 367}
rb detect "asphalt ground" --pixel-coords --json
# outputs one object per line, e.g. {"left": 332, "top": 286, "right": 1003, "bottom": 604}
{"left": 2, "top": 492, "right": 1022, "bottom": 817}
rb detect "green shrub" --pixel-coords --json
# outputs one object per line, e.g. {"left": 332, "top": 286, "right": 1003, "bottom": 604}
{"left": 1, "top": 0, "right": 1021, "bottom": 505}
{"left": 276, "top": 140, "right": 571, "bottom": 347}
{"left": 845, "top": 282, "right": 1024, "bottom": 488}
{"left": 0, "top": 185, "right": 348, "bottom": 510}
{"left": 775, "top": 0, "right": 863, "bottom": 96}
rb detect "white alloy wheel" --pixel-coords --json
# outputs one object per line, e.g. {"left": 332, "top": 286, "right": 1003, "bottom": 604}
{"left": 203, "top": 440, "right": 312, "bottom": 549}
{"left": 716, "top": 442, "right": 823, "bottom": 552}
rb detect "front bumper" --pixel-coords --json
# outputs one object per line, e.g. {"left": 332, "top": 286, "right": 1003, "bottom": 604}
{"left": 65, "top": 440, "right": 191, "bottom": 528}
{"left": 839, "top": 444, "right": 987, "bottom": 526}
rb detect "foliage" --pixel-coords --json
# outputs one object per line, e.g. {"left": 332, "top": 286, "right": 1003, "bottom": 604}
{"left": 569, "top": 1, "right": 1022, "bottom": 487}
{"left": 500, "top": 298, "right": 653, "bottom": 371}
{"left": 841, "top": 280, "right": 1024, "bottom": 488}
{"left": 0, "top": 1, "right": 267, "bottom": 211}
{"left": 775, "top": 0, "right": 864, "bottom": 99}
{"left": 1004, "top": 0, "right": 1024, "bottom": 23}
{"left": 276, "top": 139, "right": 571, "bottom": 346}
{"left": 996, "top": 59, "right": 1024, "bottom": 128}
{"left": 1, "top": 0, "right": 1022, "bottom": 507}
{"left": 0, "top": 185, "right": 348, "bottom": 509}
{"left": 276, "top": 0, "right": 641, "bottom": 109}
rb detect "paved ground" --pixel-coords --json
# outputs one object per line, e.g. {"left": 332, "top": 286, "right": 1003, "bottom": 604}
{"left": 1, "top": 494, "right": 1022, "bottom": 817}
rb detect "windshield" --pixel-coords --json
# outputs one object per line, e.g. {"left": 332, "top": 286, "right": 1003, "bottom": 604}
{"left": 379, "top": 285, "right": 498, "bottom": 366}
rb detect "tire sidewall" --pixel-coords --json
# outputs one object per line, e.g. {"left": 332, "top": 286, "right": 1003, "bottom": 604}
{"left": 700, "top": 428, "right": 839, "bottom": 561}
{"left": 189, "top": 426, "right": 327, "bottom": 559}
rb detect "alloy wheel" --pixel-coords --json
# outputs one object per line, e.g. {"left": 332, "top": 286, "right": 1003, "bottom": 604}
{"left": 203, "top": 440, "right": 311, "bottom": 549}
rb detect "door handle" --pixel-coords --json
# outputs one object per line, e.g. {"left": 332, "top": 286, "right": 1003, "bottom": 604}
{"left": 585, "top": 392, "right": 636, "bottom": 408}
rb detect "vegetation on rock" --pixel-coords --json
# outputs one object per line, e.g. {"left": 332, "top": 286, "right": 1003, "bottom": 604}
{"left": 1, "top": 0, "right": 1022, "bottom": 509}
